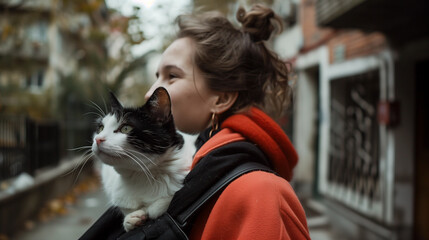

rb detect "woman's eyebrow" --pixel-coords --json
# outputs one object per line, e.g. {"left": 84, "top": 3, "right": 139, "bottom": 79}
{"left": 164, "top": 64, "right": 185, "bottom": 74}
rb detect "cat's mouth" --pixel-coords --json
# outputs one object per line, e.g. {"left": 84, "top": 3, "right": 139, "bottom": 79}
{"left": 94, "top": 147, "right": 121, "bottom": 159}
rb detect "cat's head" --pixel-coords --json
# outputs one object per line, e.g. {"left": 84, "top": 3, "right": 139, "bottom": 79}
{"left": 91, "top": 87, "right": 184, "bottom": 170}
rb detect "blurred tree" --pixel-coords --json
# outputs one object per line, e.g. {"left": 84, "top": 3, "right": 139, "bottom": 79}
{"left": 0, "top": 0, "right": 155, "bottom": 155}
{"left": 194, "top": 0, "right": 273, "bottom": 15}
{"left": 0, "top": 0, "right": 151, "bottom": 120}
{"left": 0, "top": 83, "right": 55, "bottom": 120}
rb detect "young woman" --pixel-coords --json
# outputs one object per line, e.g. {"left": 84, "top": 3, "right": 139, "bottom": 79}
{"left": 81, "top": 4, "right": 310, "bottom": 240}
{"left": 144, "top": 4, "right": 310, "bottom": 240}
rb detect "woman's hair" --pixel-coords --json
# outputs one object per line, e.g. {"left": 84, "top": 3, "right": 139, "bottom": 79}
{"left": 176, "top": 4, "right": 292, "bottom": 118}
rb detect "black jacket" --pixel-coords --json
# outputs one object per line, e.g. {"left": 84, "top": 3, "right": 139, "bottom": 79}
{"left": 79, "top": 129, "right": 270, "bottom": 240}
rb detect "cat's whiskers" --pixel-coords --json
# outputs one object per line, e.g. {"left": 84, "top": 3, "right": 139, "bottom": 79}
{"left": 73, "top": 150, "right": 95, "bottom": 185}
{"left": 121, "top": 152, "right": 149, "bottom": 175}
{"left": 96, "top": 145, "right": 156, "bottom": 184}
{"left": 100, "top": 94, "right": 108, "bottom": 115}
{"left": 123, "top": 151, "right": 157, "bottom": 181}
{"left": 89, "top": 100, "right": 106, "bottom": 117}
{"left": 122, "top": 151, "right": 159, "bottom": 185}
{"left": 84, "top": 111, "right": 104, "bottom": 119}
{"left": 108, "top": 144, "right": 156, "bottom": 168}
{"left": 106, "top": 145, "right": 149, "bottom": 174}
{"left": 64, "top": 146, "right": 93, "bottom": 176}
{"left": 106, "top": 147, "right": 148, "bottom": 176}
{"left": 68, "top": 146, "right": 93, "bottom": 151}
{"left": 62, "top": 146, "right": 96, "bottom": 185}
{"left": 126, "top": 149, "right": 158, "bottom": 167}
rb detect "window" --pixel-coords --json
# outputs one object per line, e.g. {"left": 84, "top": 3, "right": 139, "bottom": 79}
{"left": 24, "top": 69, "right": 45, "bottom": 90}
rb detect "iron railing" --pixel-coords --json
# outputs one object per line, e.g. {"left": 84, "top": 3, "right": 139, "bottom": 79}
{"left": 0, "top": 115, "right": 60, "bottom": 181}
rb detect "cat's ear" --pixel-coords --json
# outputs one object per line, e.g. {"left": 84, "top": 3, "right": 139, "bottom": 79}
{"left": 109, "top": 91, "right": 123, "bottom": 114}
{"left": 144, "top": 87, "right": 172, "bottom": 124}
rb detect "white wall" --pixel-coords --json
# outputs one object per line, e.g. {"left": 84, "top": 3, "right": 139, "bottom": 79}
{"left": 294, "top": 47, "right": 329, "bottom": 190}
{"left": 293, "top": 69, "right": 317, "bottom": 185}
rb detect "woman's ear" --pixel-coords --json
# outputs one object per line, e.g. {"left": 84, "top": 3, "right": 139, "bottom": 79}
{"left": 211, "top": 92, "right": 238, "bottom": 114}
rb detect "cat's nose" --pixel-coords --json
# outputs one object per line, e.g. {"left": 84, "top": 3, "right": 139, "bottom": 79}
{"left": 96, "top": 137, "right": 106, "bottom": 145}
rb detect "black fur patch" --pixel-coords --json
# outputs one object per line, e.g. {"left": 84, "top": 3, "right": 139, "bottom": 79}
{"left": 107, "top": 88, "right": 183, "bottom": 155}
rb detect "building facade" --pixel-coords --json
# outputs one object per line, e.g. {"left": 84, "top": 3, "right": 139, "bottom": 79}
{"left": 274, "top": 0, "right": 429, "bottom": 239}
{"left": 0, "top": 0, "right": 110, "bottom": 117}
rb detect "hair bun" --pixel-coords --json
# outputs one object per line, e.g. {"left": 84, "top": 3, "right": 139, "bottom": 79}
{"left": 236, "top": 4, "right": 282, "bottom": 42}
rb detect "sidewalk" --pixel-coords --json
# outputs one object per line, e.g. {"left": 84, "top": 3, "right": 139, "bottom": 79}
{"left": 10, "top": 187, "right": 340, "bottom": 240}
{"left": 0, "top": 157, "right": 99, "bottom": 239}
{"left": 14, "top": 185, "right": 109, "bottom": 240}
{"left": 304, "top": 199, "right": 343, "bottom": 240}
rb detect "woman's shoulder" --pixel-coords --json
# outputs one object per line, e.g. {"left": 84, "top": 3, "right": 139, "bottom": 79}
{"left": 228, "top": 171, "right": 308, "bottom": 222}
{"left": 222, "top": 171, "right": 296, "bottom": 202}
{"left": 205, "top": 171, "right": 310, "bottom": 239}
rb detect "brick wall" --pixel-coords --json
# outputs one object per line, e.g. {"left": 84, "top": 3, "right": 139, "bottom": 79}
{"left": 300, "top": 0, "right": 387, "bottom": 62}
{"left": 327, "top": 31, "right": 386, "bottom": 63}
{"left": 300, "top": 0, "right": 334, "bottom": 51}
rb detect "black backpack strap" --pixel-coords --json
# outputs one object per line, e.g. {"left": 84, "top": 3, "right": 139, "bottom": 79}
{"left": 174, "top": 161, "right": 276, "bottom": 228}
{"left": 117, "top": 213, "right": 188, "bottom": 240}
{"left": 79, "top": 207, "right": 125, "bottom": 240}
{"left": 116, "top": 161, "right": 276, "bottom": 240}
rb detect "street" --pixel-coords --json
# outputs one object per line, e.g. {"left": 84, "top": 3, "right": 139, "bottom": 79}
{"left": 11, "top": 185, "right": 339, "bottom": 240}
{"left": 14, "top": 186, "right": 109, "bottom": 240}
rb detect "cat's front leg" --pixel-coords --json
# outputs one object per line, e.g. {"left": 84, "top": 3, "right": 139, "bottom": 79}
{"left": 123, "top": 209, "right": 148, "bottom": 232}
{"left": 147, "top": 196, "right": 173, "bottom": 219}
{"left": 122, "top": 197, "right": 173, "bottom": 232}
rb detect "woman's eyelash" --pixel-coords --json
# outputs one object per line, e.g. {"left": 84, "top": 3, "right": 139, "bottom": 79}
{"left": 155, "top": 72, "right": 177, "bottom": 79}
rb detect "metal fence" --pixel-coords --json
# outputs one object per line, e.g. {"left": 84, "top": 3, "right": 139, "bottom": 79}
{"left": 0, "top": 115, "right": 60, "bottom": 181}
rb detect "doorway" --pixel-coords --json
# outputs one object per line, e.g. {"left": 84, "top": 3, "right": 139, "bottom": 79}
{"left": 414, "top": 59, "right": 429, "bottom": 240}
{"left": 293, "top": 66, "right": 321, "bottom": 197}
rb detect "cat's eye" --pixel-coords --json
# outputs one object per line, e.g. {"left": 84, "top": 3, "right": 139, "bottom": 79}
{"left": 120, "top": 125, "right": 133, "bottom": 134}
{"left": 97, "top": 125, "right": 104, "bottom": 133}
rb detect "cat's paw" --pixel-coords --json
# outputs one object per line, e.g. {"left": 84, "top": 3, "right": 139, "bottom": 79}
{"left": 123, "top": 209, "right": 148, "bottom": 232}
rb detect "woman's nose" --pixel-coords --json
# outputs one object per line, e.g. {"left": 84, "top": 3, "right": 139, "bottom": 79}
{"left": 144, "top": 88, "right": 154, "bottom": 101}
{"left": 145, "top": 81, "right": 161, "bottom": 101}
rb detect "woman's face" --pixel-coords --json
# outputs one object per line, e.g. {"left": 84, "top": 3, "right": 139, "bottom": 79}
{"left": 145, "top": 37, "right": 218, "bottom": 134}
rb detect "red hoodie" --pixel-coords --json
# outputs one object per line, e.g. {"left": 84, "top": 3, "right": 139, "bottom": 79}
{"left": 189, "top": 107, "right": 310, "bottom": 240}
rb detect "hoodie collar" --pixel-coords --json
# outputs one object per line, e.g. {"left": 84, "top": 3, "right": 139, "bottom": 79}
{"left": 221, "top": 107, "right": 298, "bottom": 181}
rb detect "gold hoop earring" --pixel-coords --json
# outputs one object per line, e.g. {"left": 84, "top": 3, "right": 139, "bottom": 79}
{"left": 209, "top": 112, "right": 219, "bottom": 138}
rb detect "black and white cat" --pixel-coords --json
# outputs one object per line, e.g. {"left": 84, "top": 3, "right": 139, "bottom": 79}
{"left": 91, "top": 87, "right": 194, "bottom": 232}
